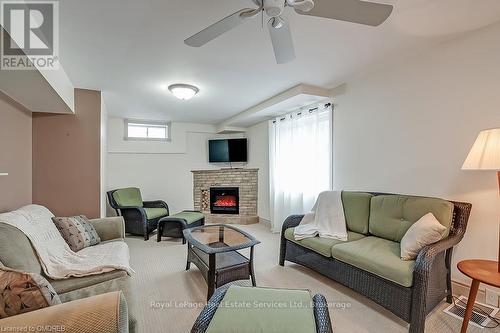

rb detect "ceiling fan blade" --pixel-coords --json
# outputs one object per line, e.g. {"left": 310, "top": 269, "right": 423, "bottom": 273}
{"left": 268, "top": 18, "right": 296, "bottom": 64}
{"left": 295, "top": 0, "right": 393, "bottom": 26}
{"left": 185, "top": 8, "right": 256, "bottom": 47}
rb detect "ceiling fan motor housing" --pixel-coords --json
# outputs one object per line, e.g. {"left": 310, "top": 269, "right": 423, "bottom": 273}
{"left": 262, "top": 0, "right": 285, "bottom": 17}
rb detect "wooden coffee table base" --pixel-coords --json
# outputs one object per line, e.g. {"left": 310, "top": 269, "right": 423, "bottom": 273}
{"left": 457, "top": 260, "right": 500, "bottom": 333}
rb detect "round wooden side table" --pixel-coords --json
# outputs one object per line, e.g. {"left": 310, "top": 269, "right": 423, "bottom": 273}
{"left": 457, "top": 260, "right": 500, "bottom": 333}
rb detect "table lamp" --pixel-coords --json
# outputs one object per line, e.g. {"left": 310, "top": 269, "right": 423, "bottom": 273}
{"left": 462, "top": 128, "right": 500, "bottom": 272}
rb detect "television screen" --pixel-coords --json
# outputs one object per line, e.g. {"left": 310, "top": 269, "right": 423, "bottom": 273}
{"left": 209, "top": 139, "right": 247, "bottom": 163}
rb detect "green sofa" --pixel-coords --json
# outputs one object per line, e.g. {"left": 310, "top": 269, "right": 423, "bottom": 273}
{"left": 279, "top": 192, "right": 471, "bottom": 333}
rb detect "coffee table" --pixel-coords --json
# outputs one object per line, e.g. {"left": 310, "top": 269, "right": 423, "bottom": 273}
{"left": 183, "top": 224, "right": 260, "bottom": 300}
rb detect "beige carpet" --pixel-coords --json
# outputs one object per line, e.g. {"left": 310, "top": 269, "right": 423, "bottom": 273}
{"left": 126, "top": 223, "right": 498, "bottom": 333}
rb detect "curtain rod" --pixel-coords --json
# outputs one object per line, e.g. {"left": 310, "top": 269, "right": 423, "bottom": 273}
{"left": 272, "top": 103, "right": 332, "bottom": 123}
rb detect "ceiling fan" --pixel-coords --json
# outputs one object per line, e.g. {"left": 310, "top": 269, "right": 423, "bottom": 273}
{"left": 184, "top": 0, "right": 394, "bottom": 64}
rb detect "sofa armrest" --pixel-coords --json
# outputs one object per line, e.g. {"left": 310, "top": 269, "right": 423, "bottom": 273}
{"left": 279, "top": 215, "right": 304, "bottom": 266}
{"left": 313, "top": 294, "right": 333, "bottom": 333}
{"left": 414, "top": 235, "right": 462, "bottom": 275}
{"left": 281, "top": 215, "right": 305, "bottom": 234}
{"left": 0, "top": 292, "right": 128, "bottom": 333}
{"left": 191, "top": 285, "right": 231, "bottom": 333}
{"left": 119, "top": 206, "right": 147, "bottom": 221}
{"left": 414, "top": 200, "right": 472, "bottom": 275}
{"left": 90, "top": 217, "right": 125, "bottom": 241}
{"left": 410, "top": 201, "right": 472, "bottom": 330}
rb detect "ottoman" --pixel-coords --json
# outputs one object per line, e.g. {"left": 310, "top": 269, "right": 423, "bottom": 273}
{"left": 191, "top": 285, "right": 333, "bottom": 333}
{"left": 157, "top": 211, "right": 205, "bottom": 244}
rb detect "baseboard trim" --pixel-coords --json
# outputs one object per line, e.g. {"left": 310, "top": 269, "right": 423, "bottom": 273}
{"left": 452, "top": 280, "right": 486, "bottom": 303}
{"left": 259, "top": 217, "right": 271, "bottom": 227}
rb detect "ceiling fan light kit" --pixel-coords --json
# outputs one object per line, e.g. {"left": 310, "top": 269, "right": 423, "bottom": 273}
{"left": 270, "top": 17, "right": 285, "bottom": 29}
{"left": 185, "top": 0, "right": 393, "bottom": 64}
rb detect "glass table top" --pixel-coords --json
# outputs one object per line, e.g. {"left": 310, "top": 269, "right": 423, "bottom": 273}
{"left": 183, "top": 224, "right": 260, "bottom": 254}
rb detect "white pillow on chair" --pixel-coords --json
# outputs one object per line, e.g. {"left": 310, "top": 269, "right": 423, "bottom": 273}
{"left": 400, "top": 213, "right": 447, "bottom": 261}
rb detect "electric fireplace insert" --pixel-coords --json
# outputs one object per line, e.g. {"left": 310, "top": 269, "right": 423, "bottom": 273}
{"left": 210, "top": 187, "right": 239, "bottom": 215}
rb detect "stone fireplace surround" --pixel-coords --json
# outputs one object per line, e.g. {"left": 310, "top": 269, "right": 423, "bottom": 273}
{"left": 192, "top": 168, "right": 258, "bottom": 225}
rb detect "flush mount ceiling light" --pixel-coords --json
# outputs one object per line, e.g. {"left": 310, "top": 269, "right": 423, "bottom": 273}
{"left": 168, "top": 84, "right": 199, "bottom": 100}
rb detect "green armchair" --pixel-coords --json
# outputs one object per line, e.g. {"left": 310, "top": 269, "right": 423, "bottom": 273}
{"left": 107, "top": 187, "right": 169, "bottom": 240}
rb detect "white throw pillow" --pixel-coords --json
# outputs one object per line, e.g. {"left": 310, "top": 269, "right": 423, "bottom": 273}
{"left": 400, "top": 213, "right": 447, "bottom": 261}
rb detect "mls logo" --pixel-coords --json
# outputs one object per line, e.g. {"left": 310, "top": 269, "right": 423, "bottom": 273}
{"left": 1, "top": 1, "right": 59, "bottom": 70}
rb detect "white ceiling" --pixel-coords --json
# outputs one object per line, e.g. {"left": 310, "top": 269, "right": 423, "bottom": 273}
{"left": 58, "top": 0, "right": 500, "bottom": 124}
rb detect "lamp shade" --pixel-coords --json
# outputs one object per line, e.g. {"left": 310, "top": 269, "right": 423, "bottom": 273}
{"left": 462, "top": 128, "right": 500, "bottom": 170}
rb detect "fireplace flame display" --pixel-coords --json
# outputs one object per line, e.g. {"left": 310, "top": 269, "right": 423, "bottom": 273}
{"left": 214, "top": 195, "right": 237, "bottom": 207}
{"left": 210, "top": 187, "right": 239, "bottom": 215}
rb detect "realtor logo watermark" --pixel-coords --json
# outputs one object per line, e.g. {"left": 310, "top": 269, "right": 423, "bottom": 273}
{"left": 1, "top": 0, "right": 59, "bottom": 70}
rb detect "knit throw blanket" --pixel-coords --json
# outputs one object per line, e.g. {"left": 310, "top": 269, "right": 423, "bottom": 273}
{"left": 0, "top": 205, "right": 133, "bottom": 279}
{"left": 294, "top": 191, "right": 348, "bottom": 241}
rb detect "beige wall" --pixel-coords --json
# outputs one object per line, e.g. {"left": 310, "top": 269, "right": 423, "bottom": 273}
{"left": 33, "top": 89, "right": 102, "bottom": 218}
{"left": 0, "top": 93, "right": 32, "bottom": 212}
{"left": 333, "top": 22, "right": 500, "bottom": 287}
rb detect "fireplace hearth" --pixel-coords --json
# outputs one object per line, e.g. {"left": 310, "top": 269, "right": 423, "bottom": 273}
{"left": 210, "top": 187, "right": 239, "bottom": 215}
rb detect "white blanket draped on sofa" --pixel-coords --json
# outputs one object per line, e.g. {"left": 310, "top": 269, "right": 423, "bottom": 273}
{"left": 294, "top": 191, "right": 348, "bottom": 241}
{"left": 0, "top": 205, "right": 133, "bottom": 279}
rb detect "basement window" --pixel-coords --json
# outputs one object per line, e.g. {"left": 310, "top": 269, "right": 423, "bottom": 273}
{"left": 125, "top": 120, "right": 170, "bottom": 141}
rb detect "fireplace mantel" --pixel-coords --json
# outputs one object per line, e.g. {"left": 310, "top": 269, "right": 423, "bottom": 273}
{"left": 192, "top": 168, "right": 258, "bottom": 225}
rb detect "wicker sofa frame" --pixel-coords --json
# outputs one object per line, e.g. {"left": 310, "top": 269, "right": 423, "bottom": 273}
{"left": 191, "top": 284, "right": 333, "bottom": 333}
{"left": 279, "top": 194, "right": 472, "bottom": 333}
{"left": 107, "top": 189, "right": 170, "bottom": 241}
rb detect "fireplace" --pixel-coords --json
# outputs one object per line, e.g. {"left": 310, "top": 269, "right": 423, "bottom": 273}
{"left": 210, "top": 187, "right": 239, "bottom": 215}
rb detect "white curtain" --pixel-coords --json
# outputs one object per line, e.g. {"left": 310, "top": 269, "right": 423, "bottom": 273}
{"left": 269, "top": 104, "right": 333, "bottom": 232}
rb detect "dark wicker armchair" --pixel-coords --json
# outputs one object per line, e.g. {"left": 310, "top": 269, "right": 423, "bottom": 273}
{"left": 107, "top": 187, "right": 169, "bottom": 241}
{"left": 279, "top": 193, "right": 472, "bottom": 333}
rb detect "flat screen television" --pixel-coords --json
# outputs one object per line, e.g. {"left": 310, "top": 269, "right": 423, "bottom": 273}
{"left": 209, "top": 138, "right": 248, "bottom": 163}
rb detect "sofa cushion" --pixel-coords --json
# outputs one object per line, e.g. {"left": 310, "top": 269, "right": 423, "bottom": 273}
{"left": 113, "top": 188, "right": 143, "bottom": 207}
{"left": 0, "top": 223, "right": 43, "bottom": 275}
{"left": 144, "top": 208, "right": 169, "bottom": 220}
{"left": 206, "top": 285, "right": 316, "bottom": 333}
{"left": 331, "top": 237, "right": 416, "bottom": 287}
{"left": 285, "top": 227, "right": 366, "bottom": 257}
{"left": 342, "top": 192, "right": 373, "bottom": 234}
{"left": 369, "top": 195, "right": 454, "bottom": 242}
